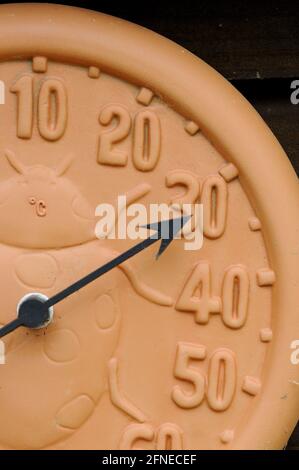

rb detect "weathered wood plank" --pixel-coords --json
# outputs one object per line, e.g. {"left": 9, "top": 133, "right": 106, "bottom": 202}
{"left": 76, "top": 0, "right": 299, "bottom": 80}
{"left": 233, "top": 78, "right": 299, "bottom": 175}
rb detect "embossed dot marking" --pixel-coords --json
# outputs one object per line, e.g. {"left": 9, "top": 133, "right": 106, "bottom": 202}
{"left": 260, "top": 328, "right": 273, "bottom": 343}
{"left": 95, "top": 294, "right": 117, "bottom": 329}
{"left": 219, "top": 163, "right": 239, "bottom": 182}
{"left": 257, "top": 269, "right": 276, "bottom": 287}
{"left": 136, "top": 87, "right": 154, "bottom": 106}
{"left": 88, "top": 66, "right": 100, "bottom": 78}
{"left": 219, "top": 429, "right": 234, "bottom": 444}
{"left": 43, "top": 329, "right": 80, "bottom": 363}
{"left": 56, "top": 395, "right": 95, "bottom": 429}
{"left": 184, "top": 120, "right": 200, "bottom": 136}
{"left": 32, "top": 56, "right": 48, "bottom": 73}
{"left": 15, "top": 253, "right": 58, "bottom": 289}
{"left": 242, "top": 376, "right": 261, "bottom": 396}
{"left": 248, "top": 217, "right": 262, "bottom": 231}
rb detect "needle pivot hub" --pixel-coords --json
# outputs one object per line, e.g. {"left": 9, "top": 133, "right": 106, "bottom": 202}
{"left": 17, "top": 293, "right": 54, "bottom": 329}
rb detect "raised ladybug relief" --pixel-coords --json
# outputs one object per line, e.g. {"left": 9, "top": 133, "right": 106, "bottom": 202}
{"left": 0, "top": 149, "right": 174, "bottom": 449}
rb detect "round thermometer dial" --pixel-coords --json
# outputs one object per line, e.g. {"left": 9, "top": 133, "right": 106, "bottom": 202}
{"left": 0, "top": 4, "right": 297, "bottom": 450}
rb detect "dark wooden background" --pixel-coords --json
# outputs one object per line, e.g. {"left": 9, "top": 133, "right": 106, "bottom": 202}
{"left": 62, "top": 0, "right": 299, "bottom": 448}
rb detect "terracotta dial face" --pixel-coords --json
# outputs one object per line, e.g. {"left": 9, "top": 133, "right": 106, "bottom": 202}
{"left": 0, "top": 5, "right": 298, "bottom": 450}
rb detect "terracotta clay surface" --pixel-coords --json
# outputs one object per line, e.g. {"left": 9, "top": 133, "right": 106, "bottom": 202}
{"left": 0, "top": 3, "right": 297, "bottom": 450}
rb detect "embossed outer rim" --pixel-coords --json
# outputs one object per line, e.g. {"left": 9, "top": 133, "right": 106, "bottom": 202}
{"left": 0, "top": 3, "right": 298, "bottom": 450}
